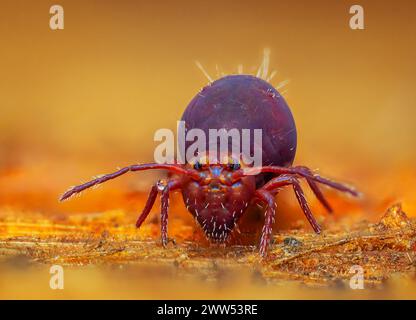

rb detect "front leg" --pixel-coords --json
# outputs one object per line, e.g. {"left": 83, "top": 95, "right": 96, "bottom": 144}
{"left": 136, "top": 184, "right": 158, "bottom": 228}
{"left": 255, "top": 189, "right": 277, "bottom": 257}
{"left": 159, "top": 179, "right": 182, "bottom": 247}
{"left": 262, "top": 175, "right": 321, "bottom": 234}
{"left": 135, "top": 178, "right": 182, "bottom": 247}
{"left": 255, "top": 174, "right": 322, "bottom": 257}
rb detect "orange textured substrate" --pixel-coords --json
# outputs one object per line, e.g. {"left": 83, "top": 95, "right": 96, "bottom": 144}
{"left": 0, "top": 202, "right": 415, "bottom": 298}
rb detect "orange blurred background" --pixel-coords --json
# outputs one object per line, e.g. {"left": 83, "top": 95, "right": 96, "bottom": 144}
{"left": 0, "top": 0, "right": 416, "bottom": 298}
{"left": 1, "top": 0, "right": 415, "bottom": 216}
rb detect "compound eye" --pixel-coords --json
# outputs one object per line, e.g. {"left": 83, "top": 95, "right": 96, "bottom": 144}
{"left": 228, "top": 163, "right": 241, "bottom": 171}
{"left": 193, "top": 161, "right": 203, "bottom": 170}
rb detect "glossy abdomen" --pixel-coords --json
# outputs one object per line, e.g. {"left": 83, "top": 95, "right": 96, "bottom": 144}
{"left": 181, "top": 75, "right": 297, "bottom": 186}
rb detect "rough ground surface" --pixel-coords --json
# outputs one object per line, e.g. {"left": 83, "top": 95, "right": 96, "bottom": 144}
{"left": 0, "top": 203, "right": 415, "bottom": 298}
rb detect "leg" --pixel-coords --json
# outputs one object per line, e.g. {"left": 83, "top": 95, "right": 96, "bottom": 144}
{"left": 158, "top": 179, "right": 182, "bottom": 246}
{"left": 135, "top": 179, "right": 182, "bottom": 245}
{"left": 136, "top": 184, "right": 158, "bottom": 228}
{"left": 160, "top": 186, "right": 169, "bottom": 246}
{"left": 297, "top": 166, "right": 333, "bottom": 213}
{"left": 133, "top": 182, "right": 171, "bottom": 245}
{"left": 59, "top": 163, "right": 199, "bottom": 201}
{"left": 255, "top": 189, "right": 276, "bottom": 257}
{"left": 255, "top": 175, "right": 323, "bottom": 257}
{"left": 233, "top": 165, "right": 359, "bottom": 196}
{"left": 262, "top": 174, "right": 321, "bottom": 233}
